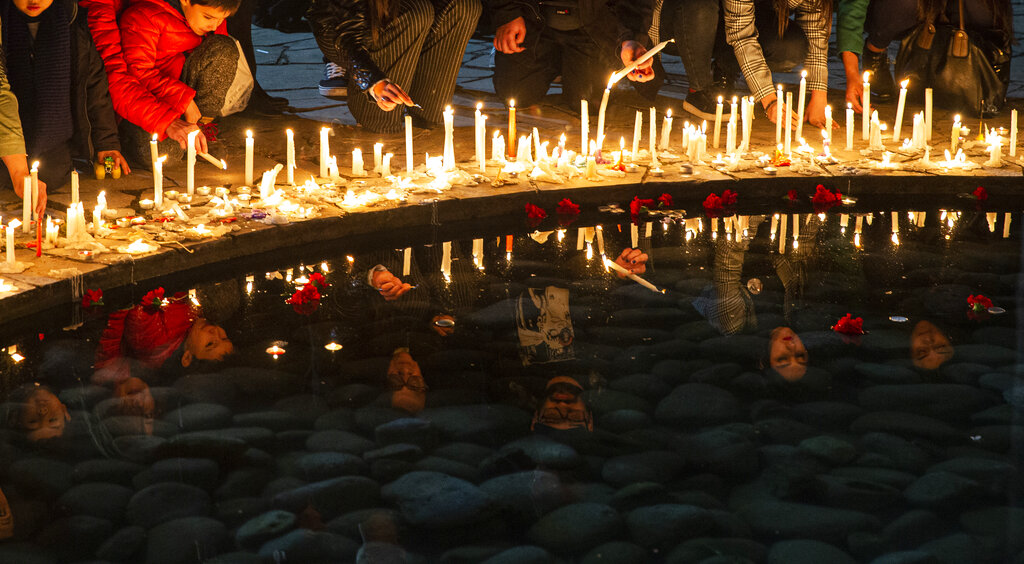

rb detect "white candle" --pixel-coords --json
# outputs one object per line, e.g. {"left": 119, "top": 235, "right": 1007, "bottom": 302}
{"left": 154, "top": 155, "right": 166, "bottom": 207}
{"left": 442, "top": 105, "right": 455, "bottom": 170}
{"left": 30, "top": 162, "right": 38, "bottom": 222}
{"left": 373, "top": 142, "right": 383, "bottom": 174}
{"left": 925, "top": 88, "right": 933, "bottom": 142}
{"left": 631, "top": 222, "right": 639, "bottom": 249}
{"left": 472, "top": 238, "right": 484, "bottom": 268}
{"left": 21, "top": 177, "right": 30, "bottom": 232}
{"left": 70, "top": 170, "right": 79, "bottom": 205}
{"left": 846, "top": 103, "right": 854, "bottom": 150}
{"left": 784, "top": 92, "right": 793, "bottom": 154}
{"left": 862, "top": 71, "right": 871, "bottom": 140}
{"left": 150, "top": 133, "right": 159, "bottom": 170}
{"left": 740, "top": 98, "right": 750, "bottom": 152}
{"left": 352, "top": 148, "right": 365, "bottom": 176}
{"left": 792, "top": 214, "right": 799, "bottom": 240}
{"left": 474, "top": 103, "right": 485, "bottom": 172}
{"left": 581, "top": 99, "right": 589, "bottom": 155}
{"left": 778, "top": 213, "right": 787, "bottom": 254}
{"left": 1010, "top": 109, "right": 1018, "bottom": 157}
{"left": 709, "top": 96, "right": 723, "bottom": 149}
{"left": 796, "top": 70, "right": 807, "bottom": 141}
{"left": 286, "top": 129, "right": 296, "bottom": 185}
{"left": 93, "top": 191, "right": 105, "bottom": 233}
{"left": 6, "top": 219, "right": 19, "bottom": 265}
{"left": 869, "top": 110, "right": 884, "bottom": 150}
{"left": 492, "top": 131, "right": 504, "bottom": 163}
{"left": 1003, "top": 213, "right": 1012, "bottom": 238}
{"left": 603, "top": 257, "right": 660, "bottom": 293}
{"left": 45, "top": 217, "right": 57, "bottom": 246}
{"left": 775, "top": 85, "right": 783, "bottom": 144}
{"left": 65, "top": 206, "right": 75, "bottom": 241}
{"left": 382, "top": 153, "right": 393, "bottom": 177}
{"left": 726, "top": 119, "right": 736, "bottom": 154}
{"left": 649, "top": 107, "right": 657, "bottom": 164}
{"left": 659, "top": 109, "right": 673, "bottom": 150}
{"left": 402, "top": 247, "right": 411, "bottom": 276}
{"left": 951, "top": 115, "right": 961, "bottom": 153}
{"left": 320, "top": 127, "right": 330, "bottom": 178}
{"left": 405, "top": 115, "right": 414, "bottom": 174}
{"left": 245, "top": 130, "right": 254, "bottom": 186}
{"left": 893, "top": 79, "right": 909, "bottom": 141}
{"left": 892, "top": 211, "right": 899, "bottom": 233}
{"left": 327, "top": 156, "right": 339, "bottom": 180}
{"left": 824, "top": 105, "right": 832, "bottom": 134}
{"left": 597, "top": 79, "right": 611, "bottom": 150}
{"left": 631, "top": 110, "right": 642, "bottom": 159}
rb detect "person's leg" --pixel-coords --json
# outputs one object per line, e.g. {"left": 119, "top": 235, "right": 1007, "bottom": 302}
{"left": 663, "top": 0, "right": 719, "bottom": 92}
{"left": 118, "top": 120, "right": 184, "bottom": 167}
{"left": 865, "top": 0, "right": 919, "bottom": 51}
{"left": 494, "top": 21, "right": 560, "bottom": 109}
{"left": 754, "top": 4, "right": 807, "bottom": 73}
{"left": 180, "top": 35, "right": 255, "bottom": 118}
{"left": 557, "top": 28, "right": 616, "bottom": 109}
{"left": 347, "top": 0, "right": 435, "bottom": 133}
{"left": 404, "top": 0, "right": 482, "bottom": 126}
{"left": 226, "top": 0, "right": 286, "bottom": 112}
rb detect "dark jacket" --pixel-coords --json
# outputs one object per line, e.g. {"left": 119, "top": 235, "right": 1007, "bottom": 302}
{"left": 307, "top": 0, "right": 387, "bottom": 93}
{"left": 489, "top": 0, "right": 653, "bottom": 61}
{"left": 68, "top": 0, "right": 121, "bottom": 161}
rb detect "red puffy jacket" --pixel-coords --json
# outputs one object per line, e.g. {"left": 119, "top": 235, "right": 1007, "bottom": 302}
{"left": 80, "top": 0, "right": 226, "bottom": 139}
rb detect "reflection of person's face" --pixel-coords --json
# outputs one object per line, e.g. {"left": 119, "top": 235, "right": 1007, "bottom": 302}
{"left": 769, "top": 327, "right": 808, "bottom": 382}
{"left": 388, "top": 352, "right": 426, "bottom": 413}
{"left": 911, "top": 320, "right": 953, "bottom": 370}
{"left": 114, "top": 377, "right": 155, "bottom": 435}
{"left": 182, "top": 318, "right": 233, "bottom": 367}
{"left": 533, "top": 379, "right": 592, "bottom": 431}
{"left": 19, "top": 389, "right": 70, "bottom": 441}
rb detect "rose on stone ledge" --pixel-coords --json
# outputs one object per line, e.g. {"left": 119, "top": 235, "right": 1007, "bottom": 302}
{"left": 309, "top": 272, "right": 329, "bottom": 291}
{"left": 832, "top": 313, "right": 865, "bottom": 335}
{"left": 787, "top": 189, "right": 799, "bottom": 201}
{"left": 657, "top": 193, "right": 672, "bottom": 208}
{"left": 556, "top": 198, "right": 580, "bottom": 215}
{"left": 811, "top": 184, "right": 843, "bottom": 213}
{"left": 81, "top": 289, "right": 104, "bottom": 308}
{"left": 630, "top": 196, "right": 656, "bottom": 217}
{"left": 141, "top": 287, "right": 165, "bottom": 311}
{"left": 286, "top": 284, "right": 321, "bottom": 315}
{"left": 703, "top": 190, "right": 737, "bottom": 217}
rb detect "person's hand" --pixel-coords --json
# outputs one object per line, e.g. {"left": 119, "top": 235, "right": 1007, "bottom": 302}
{"left": 620, "top": 40, "right": 654, "bottom": 82}
{"left": 9, "top": 169, "right": 47, "bottom": 217}
{"left": 762, "top": 95, "right": 800, "bottom": 130}
{"left": 431, "top": 314, "right": 455, "bottom": 337}
{"left": 841, "top": 51, "right": 863, "bottom": 113}
{"left": 371, "top": 80, "right": 413, "bottom": 112}
{"left": 614, "top": 247, "right": 648, "bottom": 277}
{"left": 97, "top": 150, "right": 131, "bottom": 177}
{"left": 183, "top": 100, "right": 202, "bottom": 124}
{"left": 165, "top": 120, "right": 208, "bottom": 153}
{"left": 806, "top": 90, "right": 833, "bottom": 129}
{"left": 494, "top": 17, "right": 527, "bottom": 54}
{"left": 372, "top": 268, "right": 412, "bottom": 301}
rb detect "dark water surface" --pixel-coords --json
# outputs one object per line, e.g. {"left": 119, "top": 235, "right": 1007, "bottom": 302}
{"left": 1, "top": 204, "right": 1022, "bottom": 563}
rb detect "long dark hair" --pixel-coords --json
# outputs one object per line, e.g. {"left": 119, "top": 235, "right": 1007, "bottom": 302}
{"left": 774, "top": 0, "right": 835, "bottom": 38}
{"left": 368, "top": 0, "right": 402, "bottom": 42}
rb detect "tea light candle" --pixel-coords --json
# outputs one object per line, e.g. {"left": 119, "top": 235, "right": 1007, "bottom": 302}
{"left": 139, "top": 199, "right": 155, "bottom": 210}
{"left": 245, "top": 130, "right": 254, "bottom": 186}
{"left": 164, "top": 190, "right": 178, "bottom": 201}
{"left": 196, "top": 185, "right": 211, "bottom": 196}
{"left": 215, "top": 187, "right": 229, "bottom": 198}
{"left": 177, "top": 194, "right": 193, "bottom": 205}
{"left": 237, "top": 193, "right": 251, "bottom": 204}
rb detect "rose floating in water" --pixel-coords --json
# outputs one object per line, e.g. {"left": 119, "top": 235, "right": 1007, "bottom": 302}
{"left": 703, "top": 190, "right": 737, "bottom": 217}
{"left": 141, "top": 287, "right": 165, "bottom": 312}
{"left": 309, "top": 272, "right": 329, "bottom": 291}
{"left": 972, "top": 186, "right": 988, "bottom": 201}
{"left": 832, "top": 313, "right": 865, "bottom": 335}
{"left": 629, "top": 197, "right": 656, "bottom": 217}
{"left": 556, "top": 198, "right": 580, "bottom": 215}
{"left": 967, "top": 294, "right": 993, "bottom": 313}
{"left": 286, "top": 284, "right": 321, "bottom": 315}
{"left": 657, "top": 193, "right": 673, "bottom": 208}
{"left": 525, "top": 203, "right": 547, "bottom": 219}
{"left": 81, "top": 289, "right": 103, "bottom": 308}
{"left": 787, "top": 189, "right": 799, "bottom": 201}
{"left": 811, "top": 184, "right": 843, "bottom": 213}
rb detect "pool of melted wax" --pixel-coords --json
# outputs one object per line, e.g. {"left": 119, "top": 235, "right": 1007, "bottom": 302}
{"left": 1, "top": 207, "right": 1022, "bottom": 563}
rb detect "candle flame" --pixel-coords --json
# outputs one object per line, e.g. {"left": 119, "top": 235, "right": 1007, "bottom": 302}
{"left": 9, "top": 219, "right": 21, "bottom": 229}
{"left": 476, "top": 102, "right": 482, "bottom": 110}
{"left": 901, "top": 79, "right": 910, "bottom": 88}
{"left": 718, "top": 95, "right": 723, "bottom": 103}
{"left": 666, "top": 109, "right": 672, "bottom": 118}
{"left": 508, "top": 99, "right": 515, "bottom": 109}
{"left": 246, "top": 130, "right": 252, "bottom": 138}
{"left": 848, "top": 102, "right": 853, "bottom": 109}
{"left": 152, "top": 133, "right": 158, "bottom": 142}
{"left": 31, "top": 161, "right": 39, "bottom": 171}
{"left": 801, "top": 70, "right": 807, "bottom": 78}
{"left": 863, "top": 71, "right": 871, "bottom": 82}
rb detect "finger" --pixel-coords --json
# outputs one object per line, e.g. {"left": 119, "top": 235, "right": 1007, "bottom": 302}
{"left": 391, "top": 85, "right": 414, "bottom": 106}
{"left": 636, "top": 58, "right": 652, "bottom": 70}
{"left": 120, "top": 157, "right": 132, "bottom": 175}
{"left": 635, "top": 252, "right": 649, "bottom": 264}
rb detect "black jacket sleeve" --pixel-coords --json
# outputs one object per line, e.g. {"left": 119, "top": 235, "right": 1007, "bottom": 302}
{"left": 488, "top": 0, "right": 540, "bottom": 28}
{"left": 307, "top": 0, "right": 387, "bottom": 93}
{"left": 79, "top": 24, "right": 120, "bottom": 153}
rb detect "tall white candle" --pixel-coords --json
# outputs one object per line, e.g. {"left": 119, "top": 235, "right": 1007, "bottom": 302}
{"left": 373, "top": 142, "right": 383, "bottom": 174}
{"left": 442, "top": 105, "right": 455, "bottom": 171}
{"left": 740, "top": 98, "right": 750, "bottom": 152}
{"left": 320, "top": 127, "right": 330, "bottom": 178}
{"left": 631, "top": 110, "right": 642, "bottom": 159}
{"left": 775, "top": 85, "right": 783, "bottom": 144}
{"left": 824, "top": 105, "right": 832, "bottom": 134}
{"left": 630, "top": 222, "right": 639, "bottom": 249}
{"left": 154, "top": 155, "right": 166, "bottom": 208}
{"left": 70, "top": 170, "right": 79, "bottom": 205}
{"left": 596, "top": 79, "right": 611, "bottom": 150}
{"left": 245, "top": 130, "right": 254, "bottom": 186}
{"left": 796, "top": 70, "right": 807, "bottom": 141}
{"left": 381, "top": 153, "right": 393, "bottom": 177}
{"left": 1010, "top": 109, "right": 1018, "bottom": 157}
{"left": 846, "top": 103, "right": 854, "bottom": 150}
{"left": 659, "top": 110, "right": 673, "bottom": 150}
{"left": 862, "top": 71, "right": 871, "bottom": 140}
{"left": 472, "top": 238, "right": 484, "bottom": 268}
{"left": 778, "top": 213, "right": 787, "bottom": 254}
{"left": 6, "top": 219, "right": 19, "bottom": 265}
{"left": 869, "top": 110, "right": 884, "bottom": 150}
{"left": 726, "top": 119, "right": 736, "bottom": 155}
{"left": 22, "top": 177, "right": 30, "bottom": 232}
{"left": 474, "top": 103, "right": 485, "bottom": 172}
{"left": 951, "top": 115, "right": 961, "bottom": 153}
{"left": 924, "top": 88, "right": 933, "bottom": 142}
{"left": 441, "top": 241, "right": 452, "bottom": 280}
{"left": 1003, "top": 213, "right": 1012, "bottom": 238}
{"left": 286, "top": 129, "right": 296, "bottom": 185}
{"left": 30, "top": 162, "right": 38, "bottom": 222}
{"left": 93, "top": 191, "right": 105, "bottom": 233}
{"left": 406, "top": 115, "right": 415, "bottom": 173}
{"left": 353, "top": 148, "right": 365, "bottom": 176}
{"left": 150, "top": 133, "right": 159, "bottom": 170}
{"left": 892, "top": 79, "right": 909, "bottom": 141}
{"left": 186, "top": 129, "right": 198, "bottom": 195}
{"left": 714, "top": 96, "right": 724, "bottom": 148}
{"left": 784, "top": 92, "right": 793, "bottom": 154}
{"left": 581, "top": 99, "right": 589, "bottom": 155}
{"left": 491, "top": 131, "right": 504, "bottom": 163}
{"left": 649, "top": 107, "right": 657, "bottom": 162}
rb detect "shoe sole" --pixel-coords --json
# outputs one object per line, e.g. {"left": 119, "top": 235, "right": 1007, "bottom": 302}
{"left": 683, "top": 100, "right": 731, "bottom": 122}
{"left": 319, "top": 86, "right": 347, "bottom": 97}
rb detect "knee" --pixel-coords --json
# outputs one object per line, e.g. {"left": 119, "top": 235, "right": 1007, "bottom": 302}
{"left": 450, "top": 0, "right": 482, "bottom": 26}
{"left": 405, "top": 0, "right": 434, "bottom": 32}
{"left": 201, "top": 35, "right": 242, "bottom": 64}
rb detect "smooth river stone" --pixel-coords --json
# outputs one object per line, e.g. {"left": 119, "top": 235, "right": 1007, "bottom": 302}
{"left": 146, "top": 517, "right": 228, "bottom": 564}
{"left": 421, "top": 405, "right": 531, "bottom": 446}
{"left": 126, "top": 483, "right": 212, "bottom": 528}
{"left": 766, "top": 539, "right": 858, "bottom": 564}
{"left": 272, "top": 476, "right": 380, "bottom": 519}
{"left": 57, "top": 482, "right": 133, "bottom": 522}
{"left": 235, "top": 510, "right": 298, "bottom": 550}
{"left": 381, "top": 471, "right": 494, "bottom": 529}
{"left": 480, "top": 470, "right": 569, "bottom": 521}
{"left": 624, "top": 504, "right": 713, "bottom": 547}
{"left": 655, "top": 383, "right": 739, "bottom": 427}
{"left": 736, "top": 500, "right": 880, "bottom": 543}
{"left": 858, "top": 384, "right": 995, "bottom": 421}
{"left": 527, "top": 502, "right": 624, "bottom": 554}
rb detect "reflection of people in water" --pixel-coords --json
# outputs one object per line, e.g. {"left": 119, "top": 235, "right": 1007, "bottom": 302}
{"left": 531, "top": 376, "right": 593, "bottom": 431}
{"left": 93, "top": 290, "right": 234, "bottom": 384}
{"left": 517, "top": 286, "right": 575, "bottom": 365}
{"left": 387, "top": 348, "right": 428, "bottom": 414}
{"left": 766, "top": 327, "right": 809, "bottom": 382}
{"left": 110, "top": 377, "right": 157, "bottom": 435}
{"left": 911, "top": 320, "right": 954, "bottom": 371}
{"left": 3, "top": 384, "right": 70, "bottom": 441}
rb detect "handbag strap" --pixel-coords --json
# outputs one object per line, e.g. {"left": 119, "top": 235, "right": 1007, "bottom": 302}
{"left": 957, "top": 0, "right": 965, "bottom": 32}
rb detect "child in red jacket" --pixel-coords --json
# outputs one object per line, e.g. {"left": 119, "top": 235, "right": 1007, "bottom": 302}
{"left": 107, "top": 0, "right": 252, "bottom": 164}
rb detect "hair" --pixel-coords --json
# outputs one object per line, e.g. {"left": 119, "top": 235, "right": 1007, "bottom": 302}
{"left": 188, "top": 0, "right": 242, "bottom": 15}
{"left": 2, "top": 383, "right": 54, "bottom": 430}
{"left": 773, "top": 0, "right": 834, "bottom": 38}
{"left": 368, "top": 0, "right": 401, "bottom": 42}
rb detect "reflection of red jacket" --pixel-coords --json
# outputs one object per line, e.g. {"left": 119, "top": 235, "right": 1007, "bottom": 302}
{"left": 80, "top": 0, "right": 226, "bottom": 138}
{"left": 94, "top": 298, "right": 198, "bottom": 383}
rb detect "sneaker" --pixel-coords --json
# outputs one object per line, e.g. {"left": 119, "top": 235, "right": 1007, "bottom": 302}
{"left": 683, "top": 89, "right": 730, "bottom": 121}
{"left": 862, "top": 43, "right": 895, "bottom": 101}
{"left": 319, "top": 62, "right": 347, "bottom": 97}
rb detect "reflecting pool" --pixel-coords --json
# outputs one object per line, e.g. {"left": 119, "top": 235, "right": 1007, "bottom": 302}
{"left": 1, "top": 203, "right": 1022, "bottom": 563}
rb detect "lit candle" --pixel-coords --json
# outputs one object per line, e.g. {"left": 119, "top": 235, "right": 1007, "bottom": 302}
{"left": 796, "top": 70, "right": 807, "bottom": 141}
{"left": 352, "top": 148, "right": 365, "bottom": 176}
{"left": 714, "top": 96, "right": 724, "bottom": 148}
{"left": 150, "top": 133, "right": 159, "bottom": 171}
{"left": 792, "top": 213, "right": 800, "bottom": 240}
{"left": 596, "top": 79, "right": 612, "bottom": 151}
{"left": 726, "top": 118, "right": 736, "bottom": 155}
{"left": 631, "top": 110, "right": 642, "bottom": 159}
{"left": 740, "top": 98, "right": 750, "bottom": 152}
{"left": 472, "top": 238, "right": 484, "bottom": 268}
{"left": 373, "top": 142, "right": 383, "bottom": 174}
{"left": 327, "top": 156, "right": 339, "bottom": 180}
{"left": 770, "top": 214, "right": 778, "bottom": 240}
{"left": 93, "top": 190, "right": 105, "bottom": 233}
{"left": 862, "top": 71, "right": 871, "bottom": 140}
{"left": 30, "top": 162, "right": 38, "bottom": 222}
{"left": 824, "top": 104, "right": 832, "bottom": 134}
{"left": 924, "top": 88, "right": 933, "bottom": 142}
{"left": 6, "top": 219, "right": 19, "bottom": 266}
{"left": 381, "top": 152, "right": 393, "bottom": 177}
{"left": 659, "top": 109, "right": 673, "bottom": 150}
{"left": 892, "top": 79, "right": 909, "bottom": 141}
{"left": 403, "top": 115, "right": 413, "bottom": 174}
{"left": 846, "top": 103, "right": 854, "bottom": 150}
{"left": 22, "top": 177, "right": 30, "bottom": 232}
{"left": 474, "top": 103, "right": 485, "bottom": 172}
{"left": 581, "top": 99, "right": 589, "bottom": 155}
{"left": 508, "top": 99, "right": 517, "bottom": 159}
{"left": 154, "top": 155, "right": 166, "bottom": 208}
{"left": 320, "top": 127, "right": 330, "bottom": 178}
{"left": 784, "top": 92, "right": 793, "bottom": 154}
{"left": 775, "top": 85, "right": 783, "bottom": 144}
{"left": 491, "top": 131, "right": 504, "bottom": 163}
{"left": 441, "top": 241, "right": 452, "bottom": 280}
{"left": 285, "top": 129, "right": 296, "bottom": 185}
{"left": 185, "top": 129, "right": 197, "bottom": 195}
{"left": 442, "top": 105, "right": 455, "bottom": 171}
{"left": 71, "top": 170, "right": 79, "bottom": 205}
{"left": 45, "top": 217, "right": 57, "bottom": 246}
{"left": 951, "top": 115, "right": 961, "bottom": 153}
{"left": 245, "top": 130, "right": 254, "bottom": 186}
{"left": 649, "top": 107, "right": 657, "bottom": 164}
{"left": 1010, "top": 109, "right": 1018, "bottom": 157}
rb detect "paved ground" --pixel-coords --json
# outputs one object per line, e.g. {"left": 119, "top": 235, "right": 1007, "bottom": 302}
{"left": 1, "top": 19, "right": 1023, "bottom": 324}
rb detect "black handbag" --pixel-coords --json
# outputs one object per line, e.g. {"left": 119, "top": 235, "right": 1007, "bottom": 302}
{"left": 893, "top": 0, "right": 1009, "bottom": 117}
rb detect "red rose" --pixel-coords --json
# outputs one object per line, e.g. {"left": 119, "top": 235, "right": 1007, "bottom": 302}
{"left": 81, "top": 289, "right": 103, "bottom": 308}
{"left": 142, "top": 287, "right": 165, "bottom": 311}
{"left": 525, "top": 203, "right": 547, "bottom": 219}
{"left": 309, "top": 272, "right": 329, "bottom": 290}
{"left": 703, "top": 193, "right": 723, "bottom": 211}
{"left": 832, "top": 313, "right": 865, "bottom": 335}
{"left": 658, "top": 193, "right": 673, "bottom": 208}
{"left": 286, "top": 284, "right": 322, "bottom": 315}
{"left": 556, "top": 198, "right": 580, "bottom": 215}
{"left": 787, "top": 189, "right": 798, "bottom": 201}
{"left": 630, "top": 197, "right": 656, "bottom": 217}
{"left": 973, "top": 186, "right": 988, "bottom": 201}
{"left": 967, "top": 294, "right": 993, "bottom": 313}
{"left": 721, "top": 189, "right": 738, "bottom": 206}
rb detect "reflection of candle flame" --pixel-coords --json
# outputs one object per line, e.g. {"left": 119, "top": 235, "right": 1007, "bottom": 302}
{"left": 585, "top": 242, "right": 593, "bottom": 260}
{"left": 325, "top": 342, "right": 343, "bottom": 351}
{"left": 891, "top": 232, "right": 900, "bottom": 245}
{"left": 854, "top": 233, "right": 861, "bottom": 247}
{"left": 266, "top": 345, "right": 285, "bottom": 358}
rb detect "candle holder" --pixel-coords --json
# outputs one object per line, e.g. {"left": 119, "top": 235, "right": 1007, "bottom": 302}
{"left": 164, "top": 190, "right": 179, "bottom": 201}
{"left": 215, "top": 187, "right": 230, "bottom": 198}
{"left": 196, "top": 186, "right": 212, "bottom": 196}
{"left": 131, "top": 217, "right": 147, "bottom": 226}
{"left": 177, "top": 194, "right": 193, "bottom": 205}
{"left": 116, "top": 217, "right": 132, "bottom": 228}
{"left": 764, "top": 166, "right": 778, "bottom": 176}
{"left": 237, "top": 194, "right": 251, "bottom": 204}
{"left": 236, "top": 186, "right": 251, "bottom": 195}
{"left": 103, "top": 208, "right": 119, "bottom": 220}
{"left": 139, "top": 199, "right": 155, "bottom": 210}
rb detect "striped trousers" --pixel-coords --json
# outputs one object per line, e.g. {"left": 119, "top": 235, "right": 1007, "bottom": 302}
{"left": 349, "top": 0, "right": 481, "bottom": 133}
